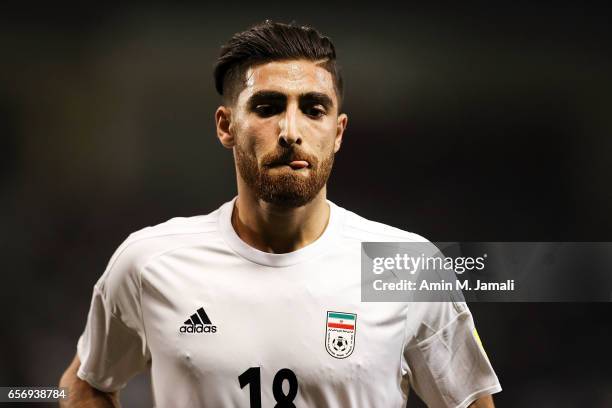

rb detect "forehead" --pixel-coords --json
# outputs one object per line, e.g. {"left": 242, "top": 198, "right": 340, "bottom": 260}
{"left": 239, "top": 60, "right": 337, "bottom": 103}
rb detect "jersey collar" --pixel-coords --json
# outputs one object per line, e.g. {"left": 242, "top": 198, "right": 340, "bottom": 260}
{"left": 218, "top": 196, "right": 343, "bottom": 267}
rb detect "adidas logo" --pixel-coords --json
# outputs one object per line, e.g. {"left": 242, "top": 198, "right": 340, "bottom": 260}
{"left": 179, "top": 307, "right": 217, "bottom": 334}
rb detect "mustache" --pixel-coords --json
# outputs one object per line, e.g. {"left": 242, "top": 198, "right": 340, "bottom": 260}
{"left": 261, "top": 147, "right": 318, "bottom": 168}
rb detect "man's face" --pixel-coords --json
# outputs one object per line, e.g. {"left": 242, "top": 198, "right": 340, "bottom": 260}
{"left": 220, "top": 59, "right": 347, "bottom": 208}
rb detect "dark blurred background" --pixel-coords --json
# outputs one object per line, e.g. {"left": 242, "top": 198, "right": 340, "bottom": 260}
{"left": 1, "top": 2, "right": 611, "bottom": 407}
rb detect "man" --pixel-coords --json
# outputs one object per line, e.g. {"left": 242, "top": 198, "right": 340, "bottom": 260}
{"left": 60, "top": 21, "right": 501, "bottom": 407}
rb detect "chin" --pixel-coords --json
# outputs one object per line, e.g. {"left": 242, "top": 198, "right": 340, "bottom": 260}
{"left": 260, "top": 193, "right": 317, "bottom": 208}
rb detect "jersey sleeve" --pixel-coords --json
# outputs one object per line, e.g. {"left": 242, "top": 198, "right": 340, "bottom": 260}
{"left": 76, "top": 235, "right": 151, "bottom": 392}
{"left": 402, "top": 301, "right": 501, "bottom": 408}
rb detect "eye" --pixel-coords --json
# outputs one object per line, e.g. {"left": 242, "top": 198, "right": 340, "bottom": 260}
{"left": 304, "top": 105, "right": 326, "bottom": 118}
{"left": 254, "top": 104, "right": 281, "bottom": 117}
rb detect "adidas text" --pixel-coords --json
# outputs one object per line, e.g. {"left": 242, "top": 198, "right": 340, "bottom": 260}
{"left": 180, "top": 325, "right": 217, "bottom": 333}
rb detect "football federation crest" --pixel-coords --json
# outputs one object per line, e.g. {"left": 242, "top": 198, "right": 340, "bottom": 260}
{"left": 325, "top": 311, "right": 357, "bottom": 359}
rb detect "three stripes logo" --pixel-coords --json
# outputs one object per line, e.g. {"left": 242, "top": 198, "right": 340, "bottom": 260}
{"left": 179, "top": 307, "right": 217, "bottom": 334}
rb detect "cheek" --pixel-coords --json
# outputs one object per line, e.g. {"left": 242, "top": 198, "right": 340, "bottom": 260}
{"left": 238, "top": 120, "right": 278, "bottom": 155}
{"left": 308, "top": 120, "right": 337, "bottom": 151}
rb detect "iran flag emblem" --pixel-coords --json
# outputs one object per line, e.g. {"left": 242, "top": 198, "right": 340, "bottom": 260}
{"left": 325, "top": 311, "right": 357, "bottom": 359}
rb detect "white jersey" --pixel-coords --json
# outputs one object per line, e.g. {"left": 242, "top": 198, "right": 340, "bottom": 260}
{"left": 77, "top": 197, "right": 501, "bottom": 408}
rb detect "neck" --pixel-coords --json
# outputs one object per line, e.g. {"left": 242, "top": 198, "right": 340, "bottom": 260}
{"left": 232, "top": 187, "right": 330, "bottom": 254}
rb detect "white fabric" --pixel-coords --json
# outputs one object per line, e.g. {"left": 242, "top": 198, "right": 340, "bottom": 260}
{"left": 77, "top": 197, "right": 501, "bottom": 407}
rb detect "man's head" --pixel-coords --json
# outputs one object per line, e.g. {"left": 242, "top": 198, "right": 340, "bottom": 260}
{"left": 214, "top": 21, "right": 348, "bottom": 208}
{"left": 214, "top": 20, "right": 343, "bottom": 108}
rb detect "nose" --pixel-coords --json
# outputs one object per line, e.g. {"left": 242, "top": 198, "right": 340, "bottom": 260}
{"left": 278, "top": 104, "right": 303, "bottom": 147}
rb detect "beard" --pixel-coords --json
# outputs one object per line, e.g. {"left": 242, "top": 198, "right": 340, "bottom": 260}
{"left": 235, "top": 142, "right": 334, "bottom": 208}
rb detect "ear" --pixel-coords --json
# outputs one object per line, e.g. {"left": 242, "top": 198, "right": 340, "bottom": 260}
{"left": 333, "top": 113, "right": 348, "bottom": 153}
{"left": 215, "top": 105, "right": 235, "bottom": 148}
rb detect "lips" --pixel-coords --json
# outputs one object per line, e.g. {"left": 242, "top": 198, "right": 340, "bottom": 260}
{"left": 263, "top": 149, "right": 315, "bottom": 171}
{"left": 288, "top": 160, "right": 309, "bottom": 169}
{"left": 267, "top": 159, "right": 311, "bottom": 170}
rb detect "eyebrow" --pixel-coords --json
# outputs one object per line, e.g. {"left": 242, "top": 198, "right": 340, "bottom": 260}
{"left": 246, "top": 90, "right": 334, "bottom": 109}
{"left": 247, "top": 91, "right": 286, "bottom": 108}
{"left": 300, "top": 92, "right": 334, "bottom": 110}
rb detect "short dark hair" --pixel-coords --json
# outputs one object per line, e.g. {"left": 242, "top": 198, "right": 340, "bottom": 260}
{"left": 214, "top": 20, "right": 343, "bottom": 109}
